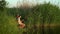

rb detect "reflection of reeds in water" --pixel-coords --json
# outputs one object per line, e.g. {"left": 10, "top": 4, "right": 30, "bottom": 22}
{"left": 19, "top": 24, "right": 60, "bottom": 34}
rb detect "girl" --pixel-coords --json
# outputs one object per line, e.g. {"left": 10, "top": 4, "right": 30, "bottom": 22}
{"left": 16, "top": 15, "right": 25, "bottom": 28}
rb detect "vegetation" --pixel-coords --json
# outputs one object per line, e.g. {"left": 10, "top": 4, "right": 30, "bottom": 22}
{"left": 0, "top": 0, "right": 60, "bottom": 34}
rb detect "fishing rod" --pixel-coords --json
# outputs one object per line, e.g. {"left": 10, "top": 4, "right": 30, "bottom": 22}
{"left": 16, "top": 0, "right": 26, "bottom": 34}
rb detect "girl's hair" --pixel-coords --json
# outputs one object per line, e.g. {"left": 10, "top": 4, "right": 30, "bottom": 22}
{"left": 16, "top": 14, "right": 24, "bottom": 23}
{"left": 22, "top": 19, "right": 24, "bottom": 23}
{"left": 16, "top": 14, "right": 20, "bottom": 18}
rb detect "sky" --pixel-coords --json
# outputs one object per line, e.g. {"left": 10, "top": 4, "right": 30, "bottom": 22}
{"left": 5, "top": 0, "right": 60, "bottom": 8}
